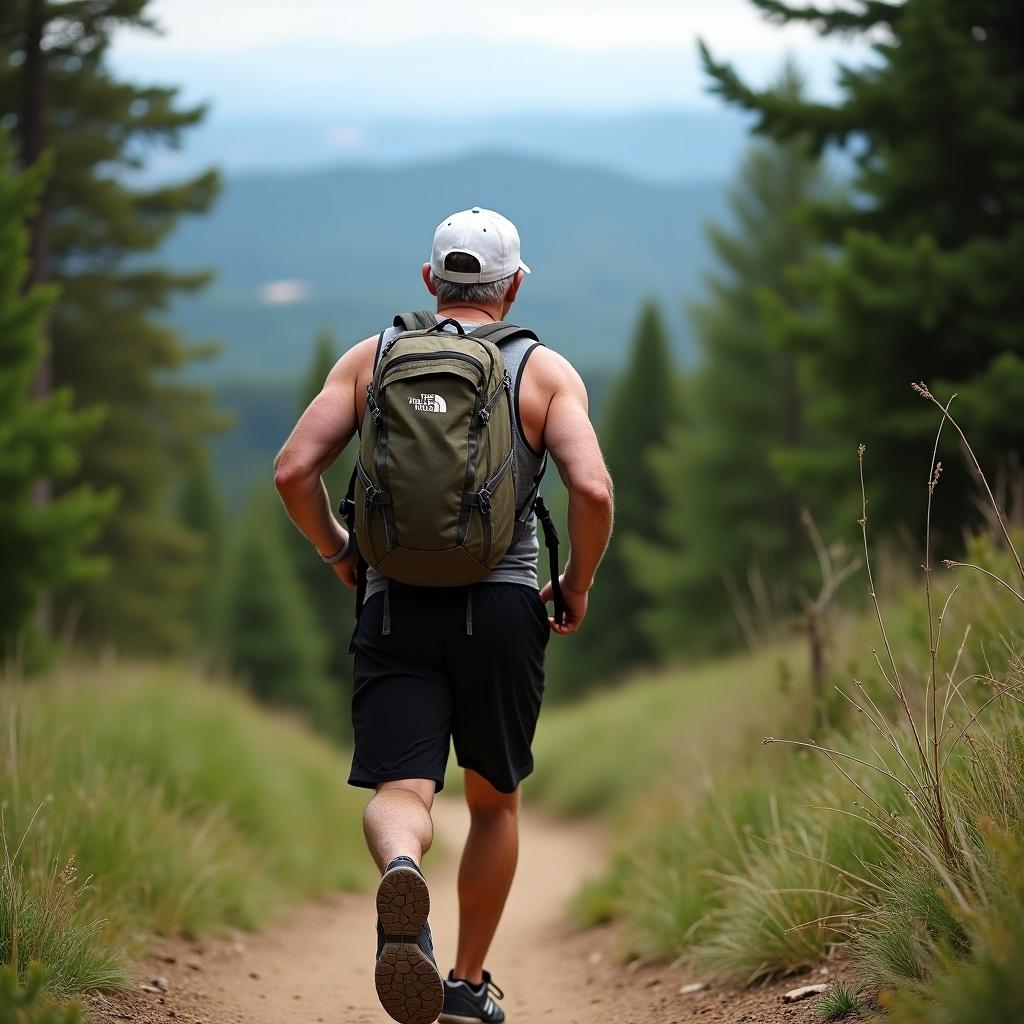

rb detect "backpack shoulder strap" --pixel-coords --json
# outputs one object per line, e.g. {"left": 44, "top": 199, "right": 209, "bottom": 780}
{"left": 468, "top": 321, "right": 540, "bottom": 347}
{"left": 393, "top": 310, "right": 439, "bottom": 332}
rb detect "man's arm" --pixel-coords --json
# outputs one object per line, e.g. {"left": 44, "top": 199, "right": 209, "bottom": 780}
{"left": 273, "top": 336, "right": 375, "bottom": 587}
{"left": 539, "top": 354, "right": 614, "bottom": 634}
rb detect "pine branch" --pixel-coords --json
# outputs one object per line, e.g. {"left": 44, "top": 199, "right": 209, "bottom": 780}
{"left": 697, "top": 40, "right": 854, "bottom": 153}
{"left": 750, "top": 0, "right": 904, "bottom": 35}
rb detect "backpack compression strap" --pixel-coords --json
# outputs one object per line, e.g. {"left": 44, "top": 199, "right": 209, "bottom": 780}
{"left": 534, "top": 495, "right": 567, "bottom": 628}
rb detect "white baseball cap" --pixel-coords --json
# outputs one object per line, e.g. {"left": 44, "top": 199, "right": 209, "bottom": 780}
{"left": 430, "top": 207, "right": 531, "bottom": 284}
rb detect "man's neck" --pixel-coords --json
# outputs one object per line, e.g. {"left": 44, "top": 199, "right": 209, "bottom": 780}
{"left": 436, "top": 302, "right": 504, "bottom": 323}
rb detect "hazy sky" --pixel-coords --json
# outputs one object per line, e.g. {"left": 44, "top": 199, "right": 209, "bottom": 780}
{"left": 110, "top": 0, "right": 868, "bottom": 119}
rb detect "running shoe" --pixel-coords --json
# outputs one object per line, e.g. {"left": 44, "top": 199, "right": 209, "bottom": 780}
{"left": 439, "top": 970, "right": 506, "bottom": 1024}
{"left": 374, "top": 856, "right": 443, "bottom": 1024}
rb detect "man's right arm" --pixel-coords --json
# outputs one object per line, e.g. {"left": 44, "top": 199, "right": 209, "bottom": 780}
{"left": 539, "top": 353, "right": 614, "bottom": 634}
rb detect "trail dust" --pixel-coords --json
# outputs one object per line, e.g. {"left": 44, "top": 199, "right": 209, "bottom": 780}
{"left": 90, "top": 796, "right": 834, "bottom": 1024}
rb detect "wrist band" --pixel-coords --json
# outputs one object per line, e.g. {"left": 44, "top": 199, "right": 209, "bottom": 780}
{"left": 320, "top": 532, "right": 355, "bottom": 564}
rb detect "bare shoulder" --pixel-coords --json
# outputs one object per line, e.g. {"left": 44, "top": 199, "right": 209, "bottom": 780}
{"left": 525, "top": 346, "right": 588, "bottom": 404}
{"left": 326, "top": 334, "right": 379, "bottom": 386}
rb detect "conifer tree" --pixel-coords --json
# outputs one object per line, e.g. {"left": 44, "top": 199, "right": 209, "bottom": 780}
{"left": 0, "top": 1, "right": 222, "bottom": 652}
{"left": 0, "top": 140, "right": 111, "bottom": 659}
{"left": 700, "top": 0, "right": 1024, "bottom": 540}
{"left": 289, "top": 329, "right": 355, "bottom": 692}
{"left": 217, "top": 490, "right": 344, "bottom": 737}
{"left": 175, "top": 456, "right": 225, "bottom": 642}
{"left": 631, "top": 66, "right": 828, "bottom": 656}
{"left": 552, "top": 301, "right": 677, "bottom": 696}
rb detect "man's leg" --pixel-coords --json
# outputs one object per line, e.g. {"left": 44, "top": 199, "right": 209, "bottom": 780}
{"left": 453, "top": 769, "right": 520, "bottom": 985}
{"left": 363, "top": 777, "right": 436, "bottom": 872}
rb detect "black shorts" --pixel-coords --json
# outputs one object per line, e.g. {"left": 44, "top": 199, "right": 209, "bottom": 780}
{"left": 348, "top": 581, "right": 550, "bottom": 794}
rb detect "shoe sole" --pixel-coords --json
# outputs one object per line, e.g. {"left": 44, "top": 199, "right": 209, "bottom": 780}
{"left": 375, "top": 867, "right": 442, "bottom": 1024}
{"left": 376, "top": 865, "right": 431, "bottom": 934}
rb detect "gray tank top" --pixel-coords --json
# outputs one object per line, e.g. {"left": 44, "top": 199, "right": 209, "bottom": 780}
{"left": 364, "top": 318, "right": 546, "bottom": 597}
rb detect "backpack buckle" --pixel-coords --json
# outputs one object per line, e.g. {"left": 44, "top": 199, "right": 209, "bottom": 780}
{"left": 339, "top": 496, "right": 356, "bottom": 528}
{"left": 477, "top": 488, "right": 492, "bottom": 515}
{"left": 478, "top": 408, "right": 490, "bottom": 424}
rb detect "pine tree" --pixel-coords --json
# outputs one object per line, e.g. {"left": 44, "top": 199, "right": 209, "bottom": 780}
{"left": 631, "top": 66, "right": 829, "bottom": 656}
{"left": 0, "top": 139, "right": 112, "bottom": 660}
{"left": 175, "top": 456, "right": 225, "bottom": 642}
{"left": 299, "top": 329, "right": 352, "bottom": 497}
{"left": 0, "top": 1, "right": 222, "bottom": 652}
{"left": 552, "top": 301, "right": 677, "bottom": 696}
{"left": 700, "top": 0, "right": 1024, "bottom": 541}
{"left": 216, "top": 490, "right": 344, "bottom": 737}
{"left": 288, "top": 330, "right": 356, "bottom": 700}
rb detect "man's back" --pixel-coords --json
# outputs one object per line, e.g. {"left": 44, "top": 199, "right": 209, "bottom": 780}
{"left": 274, "top": 206, "right": 613, "bottom": 1024}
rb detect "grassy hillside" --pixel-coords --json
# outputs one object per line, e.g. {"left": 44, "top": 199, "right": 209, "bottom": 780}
{"left": 529, "top": 531, "right": 1024, "bottom": 1020}
{"left": 0, "top": 664, "right": 372, "bottom": 999}
{"left": 163, "top": 151, "right": 727, "bottom": 383}
{"left": 528, "top": 639, "right": 806, "bottom": 823}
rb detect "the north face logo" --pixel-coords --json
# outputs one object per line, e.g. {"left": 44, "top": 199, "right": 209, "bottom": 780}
{"left": 408, "top": 393, "right": 447, "bottom": 414}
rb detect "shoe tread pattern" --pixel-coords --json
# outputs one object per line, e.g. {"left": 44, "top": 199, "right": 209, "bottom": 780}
{"left": 376, "top": 866, "right": 430, "bottom": 934}
{"left": 375, "top": 941, "right": 443, "bottom": 1024}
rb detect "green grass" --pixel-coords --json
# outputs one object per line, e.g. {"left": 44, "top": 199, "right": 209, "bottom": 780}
{"left": 817, "top": 981, "right": 862, "bottom": 1021}
{"left": 528, "top": 639, "right": 804, "bottom": 823}
{"left": 528, "top": 526, "right": 1024, "bottom": 1017}
{"left": 878, "top": 827, "right": 1024, "bottom": 1023}
{"left": 0, "top": 663, "right": 372, "bottom": 998}
{"left": 0, "top": 964, "right": 82, "bottom": 1023}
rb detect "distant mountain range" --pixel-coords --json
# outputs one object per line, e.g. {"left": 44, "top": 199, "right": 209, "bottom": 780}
{"left": 145, "top": 109, "right": 752, "bottom": 186}
{"left": 164, "top": 150, "right": 730, "bottom": 384}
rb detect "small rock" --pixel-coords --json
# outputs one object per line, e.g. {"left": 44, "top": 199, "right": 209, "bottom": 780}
{"left": 159, "top": 955, "right": 177, "bottom": 965}
{"left": 186, "top": 960, "right": 202, "bottom": 972}
{"left": 587, "top": 951, "right": 603, "bottom": 965}
{"left": 139, "top": 984, "right": 161, "bottom": 994}
{"left": 626, "top": 958, "right": 644, "bottom": 973}
{"left": 232, "top": 941, "right": 247, "bottom": 954}
{"left": 782, "top": 983, "right": 827, "bottom": 1003}
{"left": 644, "top": 977, "right": 661, "bottom": 988}
{"left": 819, "top": 965, "right": 830, "bottom": 975}
{"left": 679, "top": 982, "right": 708, "bottom": 995}
{"left": 249, "top": 971, "right": 260, "bottom": 980}
{"left": 152, "top": 976, "right": 169, "bottom": 992}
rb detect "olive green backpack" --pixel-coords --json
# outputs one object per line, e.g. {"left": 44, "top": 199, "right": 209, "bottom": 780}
{"left": 340, "top": 310, "right": 565, "bottom": 631}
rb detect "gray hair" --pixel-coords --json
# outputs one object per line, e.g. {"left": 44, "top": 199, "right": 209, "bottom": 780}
{"left": 431, "top": 251, "right": 514, "bottom": 307}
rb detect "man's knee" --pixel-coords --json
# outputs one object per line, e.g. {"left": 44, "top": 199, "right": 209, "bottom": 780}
{"left": 373, "top": 777, "right": 436, "bottom": 805}
{"left": 464, "top": 769, "right": 519, "bottom": 817}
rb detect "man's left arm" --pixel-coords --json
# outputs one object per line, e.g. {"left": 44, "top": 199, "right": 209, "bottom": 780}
{"left": 273, "top": 336, "right": 375, "bottom": 588}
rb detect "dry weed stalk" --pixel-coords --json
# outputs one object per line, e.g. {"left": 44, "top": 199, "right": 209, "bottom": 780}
{"left": 765, "top": 382, "right": 1024, "bottom": 871}
{"left": 798, "top": 507, "right": 861, "bottom": 731}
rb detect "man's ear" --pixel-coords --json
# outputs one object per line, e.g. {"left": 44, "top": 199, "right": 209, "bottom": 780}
{"left": 504, "top": 269, "right": 524, "bottom": 306}
{"left": 422, "top": 263, "right": 437, "bottom": 296}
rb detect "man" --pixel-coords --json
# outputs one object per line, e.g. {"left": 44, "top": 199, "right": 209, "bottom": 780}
{"left": 274, "top": 207, "right": 614, "bottom": 1024}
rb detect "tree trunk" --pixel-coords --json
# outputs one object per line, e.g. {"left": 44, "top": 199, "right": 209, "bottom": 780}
{"left": 22, "top": 0, "right": 53, "bottom": 632}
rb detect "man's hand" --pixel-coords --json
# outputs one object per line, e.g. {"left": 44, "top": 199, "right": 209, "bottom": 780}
{"left": 540, "top": 574, "right": 588, "bottom": 635}
{"left": 329, "top": 546, "right": 360, "bottom": 589}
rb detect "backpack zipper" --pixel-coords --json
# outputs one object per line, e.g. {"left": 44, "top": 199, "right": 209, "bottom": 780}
{"left": 380, "top": 350, "right": 485, "bottom": 383}
{"left": 475, "top": 447, "right": 516, "bottom": 563}
{"left": 477, "top": 371, "right": 512, "bottom": 424}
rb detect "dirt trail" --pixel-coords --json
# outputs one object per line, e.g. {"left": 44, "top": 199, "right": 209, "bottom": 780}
{"left": 91, "top": 797, "right": 831, "bottom": 1024}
